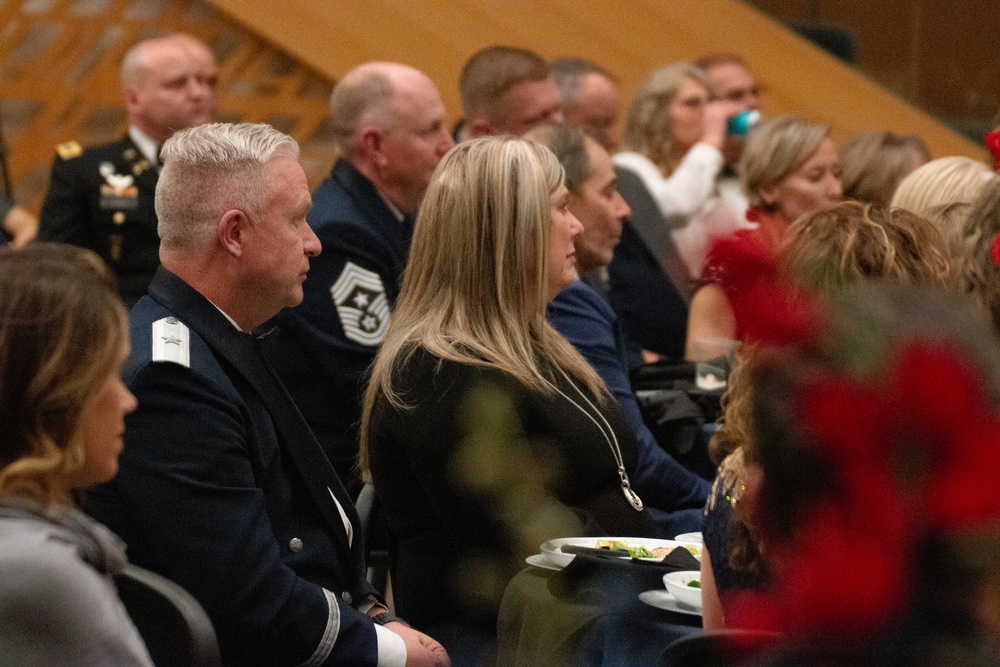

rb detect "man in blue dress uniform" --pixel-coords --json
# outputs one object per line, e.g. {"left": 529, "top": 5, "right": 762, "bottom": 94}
{"left": 85, "top": 122, "right": 449, "bottom": 667}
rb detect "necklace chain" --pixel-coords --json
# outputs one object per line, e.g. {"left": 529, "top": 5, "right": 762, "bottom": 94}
{"left": 553, "top": 366, "right": 644, "bottom": 512}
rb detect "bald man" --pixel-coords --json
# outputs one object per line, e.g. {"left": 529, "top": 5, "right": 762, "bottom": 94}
{"left": 39, "top": 33, "right": 218, "bottom": 305}
{"left": 264, "top": 62, "right": 454, "bottom": 494}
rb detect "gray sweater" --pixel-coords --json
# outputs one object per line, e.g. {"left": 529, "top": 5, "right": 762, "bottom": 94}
{"left": 0, "top": 496, "right": 152, "bottom": 665}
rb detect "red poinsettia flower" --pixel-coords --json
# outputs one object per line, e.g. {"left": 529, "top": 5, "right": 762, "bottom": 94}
{"left": 801, "top": 341, "right": 1000, "bottom": 533}
{"left": 986, "top": 129, "right": 1000, "bottom": 172}
{"left": 705, "top": 232, "right": 824, "bottom": 347}
{"left": 991, "top": 234, "right": 1000, "bottom": 267}
{"left": 729, "top": 340, "right": 1000, "bottom": 637}
{"left": 728, "top": 500, "right": 912, "bottom": 636}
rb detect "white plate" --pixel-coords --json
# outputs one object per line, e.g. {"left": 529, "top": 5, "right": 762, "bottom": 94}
{"left": 663, "top": 570, "right": 703, "bottom": 610}
{"left": 638, "top": 589, "right": 703, "bottom": 617}
{"left": 525, "top": 554, "right": 560, "bottom": 571}
{"left": 674, "top": 532, "right": 703, "bottom": 544}
{"left": 540, "top": 537, "right": 696, "bottom": 568}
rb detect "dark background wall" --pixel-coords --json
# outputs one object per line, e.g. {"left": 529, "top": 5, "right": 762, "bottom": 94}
{"left": 749, "top": 0, "right": 1000, "bottom": 139}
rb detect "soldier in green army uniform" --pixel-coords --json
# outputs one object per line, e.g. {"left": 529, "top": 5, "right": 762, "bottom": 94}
{"left": 39, "top": 33, "right": 217, "bottom": 306}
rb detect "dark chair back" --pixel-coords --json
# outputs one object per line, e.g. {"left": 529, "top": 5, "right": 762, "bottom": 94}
{"left": 660, "top": 629, "right": 781, "bottom": 666}
{"left": 356, "top": 482, "right": 391, "bottom": 597}
{"left": 115, "top": 563, "right": 220, "bottom": 667}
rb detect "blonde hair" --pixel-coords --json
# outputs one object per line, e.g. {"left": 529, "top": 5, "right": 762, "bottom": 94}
{"left": 359, "top": 136, "right": 607, "bottom": 472}
{"left": 957, "top": 178, "right": 1000, "bottom": 334}
{"left": 891, "top": 156, "right": 998, "bottom": 259}
{"left": 839, "top": 131, "right": 929, "bottom": 207}
{"left": 620, "top": 63, "right": 711, "bottom": 175}
{"left": 740, "top": 115, "right": 830, "bottom": 209}
{"left": 0, "top": 245, "right": 128, "bottom": 506}
{"left": 780, "top": 200, "right": 951, "bottom": 290}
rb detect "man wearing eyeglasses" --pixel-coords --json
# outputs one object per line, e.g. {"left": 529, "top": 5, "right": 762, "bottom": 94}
{"left": 695, "top": 53, "right": 762, "bottom": 169}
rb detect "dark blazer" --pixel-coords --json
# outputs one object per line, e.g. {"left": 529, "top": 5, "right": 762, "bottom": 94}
{"left": 264, "top": 158, "right": 413, "bottom": 496}
{"left": 38, "top": 134, "right": 160, "bottom": 305}
{"left": 85, "top": 268, "right": 381, "bottom": 666}
{"left": 548, "top": 279, "right": 711, "bottom": 531}
{"left": 607, "top": 166, "right": 692, "bottom": 361}
{"left": 368, "top": 348, "right": 658, "bottom": 647}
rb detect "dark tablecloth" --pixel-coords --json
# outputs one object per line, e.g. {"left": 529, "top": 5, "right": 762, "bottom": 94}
{"left": 497, "top": 564, "right": 702, "bottom": 666}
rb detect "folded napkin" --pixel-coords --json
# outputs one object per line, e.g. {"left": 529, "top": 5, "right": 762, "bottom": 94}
{"left": 547, "top": 546, "right": 700, "bottom": 609}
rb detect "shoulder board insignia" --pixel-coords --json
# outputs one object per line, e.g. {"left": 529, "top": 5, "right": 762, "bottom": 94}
{"left": 151, "top": 316, "right": 191, "bottom": 368}
{"left": 331, "top": 261, "right": 390, "bottom": 346}
{"left": 56, "top": 140, "right": 83, "bottom": 160}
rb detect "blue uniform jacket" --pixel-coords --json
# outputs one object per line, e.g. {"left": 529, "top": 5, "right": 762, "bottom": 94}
{"left": 547, "top": 280, "right": 711, "bottom": 534}
{"left": 85, "top": 268, "right": 381, "bottom": 666}
{"left": 264, "top": 158, "right": 412, "bottom": 495}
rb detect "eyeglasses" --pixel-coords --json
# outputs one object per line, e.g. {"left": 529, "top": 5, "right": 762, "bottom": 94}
{"left": 719, "top": 86, "right": 765, "bottom": 103}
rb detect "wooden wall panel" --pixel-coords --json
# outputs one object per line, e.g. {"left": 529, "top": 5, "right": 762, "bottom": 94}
{"left": 0, "top": 0, "right": 989, "bottom": 213}
{"left": 206, "top": 0, "right": 984, "bottom": 160}
{"left": 0, "top": 0, "right": 333, "bottom": 211}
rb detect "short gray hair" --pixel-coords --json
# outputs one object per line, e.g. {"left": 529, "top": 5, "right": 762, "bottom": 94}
{"left": 156, "top": 122, "right": 299, "bottom": 250}
{"left": 551, "top": 57, "right": 616, "bottom": 107}
{"left": 328, "top": 66, "right": 397, "bottom": 157}
{"left": 527, "top": 123, "right": 591, "bottom": 194}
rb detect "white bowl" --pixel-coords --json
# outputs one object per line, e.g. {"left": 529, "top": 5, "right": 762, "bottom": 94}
{"left": 674, "top": 532, "right": 703, "bottom": 544}
{"left": 663, "top": 570, "right": 702, "bottom": 610}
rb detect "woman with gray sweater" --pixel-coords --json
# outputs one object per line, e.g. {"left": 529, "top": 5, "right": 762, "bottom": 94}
{"left": 0, "top": 244, "right": 151, "bottom": 665}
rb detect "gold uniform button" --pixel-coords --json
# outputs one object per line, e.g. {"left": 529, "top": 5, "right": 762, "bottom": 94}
{"left": 113, "top": 211, "right": 126, "bottom": 225}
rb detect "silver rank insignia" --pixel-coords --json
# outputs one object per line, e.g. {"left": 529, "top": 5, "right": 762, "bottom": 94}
{"left": 331, "top": 262, "right": 390, "bottom": 346}
{"left": 151, "top": 316, "right": 191, "bottom": 367}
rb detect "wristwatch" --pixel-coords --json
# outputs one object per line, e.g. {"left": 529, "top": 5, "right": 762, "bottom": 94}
{"left": 371, "top": 612, "right": 408, "bottom": 627}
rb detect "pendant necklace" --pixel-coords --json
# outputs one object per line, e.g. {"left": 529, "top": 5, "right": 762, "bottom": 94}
{"left": 553, "top": 366, "right": 644, "bottom": 512}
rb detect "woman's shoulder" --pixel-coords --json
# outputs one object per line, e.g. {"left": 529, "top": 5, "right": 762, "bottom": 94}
{"left": 0, "top": 512, "right": 114, "bottom": 612}
{"left": 386, "top": 346, "right": 518, "bottom": 403}
{"left": 0, "top": 512, "right": 151, "bottom": 665}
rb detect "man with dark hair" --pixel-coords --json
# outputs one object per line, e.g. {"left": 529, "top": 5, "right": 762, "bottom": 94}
{"left": 695, "top": 53, "right": 762, "bottom": 167}
{"left": 531, "top": 124, "right": 711, "bottom": 534}
{"left": 551, "top": 57, "right": 622, "bottom": 152}
{"left": 459, "top": 45, "right": 562, "bottom": 137}
{"left": 38, "top": 33, "right": 217, "bottom": 305}
{"left": 86, "top": 122, "right": 449, "bottom": 667}
{"left": 264, "top": 63, "right": 454, "bottom": 494}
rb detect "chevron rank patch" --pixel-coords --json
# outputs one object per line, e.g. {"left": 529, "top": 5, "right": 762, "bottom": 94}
{"left": 331, "top": 262, "right": 391, "bottom": 346}
{"left": 151, "top": 316, "right": 190, "bottom": 367}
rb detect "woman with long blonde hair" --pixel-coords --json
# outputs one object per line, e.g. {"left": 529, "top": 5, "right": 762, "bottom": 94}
{"left": 360, "top": 136, "right": 657, "bottom": 657}
{"left": 0, "top": 244, "right": 150, "bottom": 664}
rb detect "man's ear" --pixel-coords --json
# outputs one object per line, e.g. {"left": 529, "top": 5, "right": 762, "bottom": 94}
{"left": 123, "top": 87, "right": 141, "bottom": 118}
{"left": 217, "top": 209, "right": 249, "bottom": 258}
{"left": 358, "top": 126, "right": 387, "bottom": 167}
